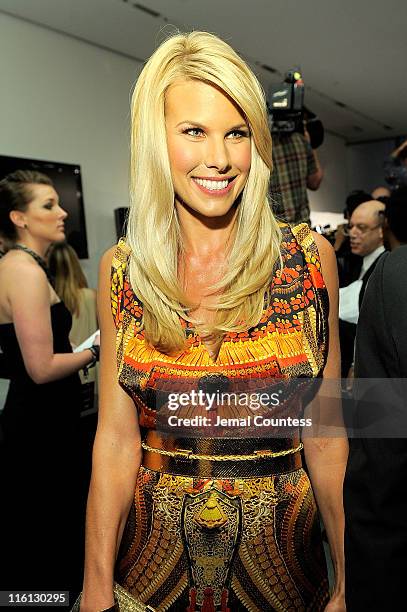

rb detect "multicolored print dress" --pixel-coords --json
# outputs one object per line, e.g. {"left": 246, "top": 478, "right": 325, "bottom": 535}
{"left": 111, "top": 223, "right": 330, "bottom": 611}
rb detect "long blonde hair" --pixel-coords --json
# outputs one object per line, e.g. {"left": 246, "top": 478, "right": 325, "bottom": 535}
{"left": 127, "top": 31, "right": 281, "bottom": 353}
{"left": 49, "top": 242, "right": 88, "bottom": 316}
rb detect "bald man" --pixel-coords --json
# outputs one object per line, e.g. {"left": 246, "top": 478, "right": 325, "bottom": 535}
{"left": 339, "top": 200, "right": 386, "bottom": 376}
{"left": 371, "top": 185, "right": 391, "bottom": 200}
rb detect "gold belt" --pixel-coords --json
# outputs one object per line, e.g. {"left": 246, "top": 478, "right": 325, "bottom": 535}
{"left": 141, "top": 441, "right": 303, "bottom": 461}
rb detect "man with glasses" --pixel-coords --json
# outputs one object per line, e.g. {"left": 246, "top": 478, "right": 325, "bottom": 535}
{"left": 339, "top": 200, "right": 386, "bottom": 377}
{"left": 335, "top": 190, "right": 372, "bottom": 287}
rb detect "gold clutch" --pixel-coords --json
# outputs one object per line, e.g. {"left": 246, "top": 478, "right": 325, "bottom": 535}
{"left": 71, "top": 582, "right": 156, "bottom": 612}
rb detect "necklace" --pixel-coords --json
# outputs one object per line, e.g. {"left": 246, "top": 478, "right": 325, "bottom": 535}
{"left": 11, "top": 244, "right": 55, "bottom": 287}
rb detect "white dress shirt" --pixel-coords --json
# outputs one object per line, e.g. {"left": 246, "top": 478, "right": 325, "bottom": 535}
{"left": 339, "top": 245, "right": 385, "bottom": 324}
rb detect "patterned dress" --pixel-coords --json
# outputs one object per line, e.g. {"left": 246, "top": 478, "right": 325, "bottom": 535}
{"left": 111, "top": 223, "right": 330, "bottom": 611}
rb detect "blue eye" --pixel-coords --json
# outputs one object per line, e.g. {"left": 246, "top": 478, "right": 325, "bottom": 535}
{"left": 184, "top": 127, "right": 204, "bottom": 137}
{"left": 227, "top": 130, "right": 249, "bottom": 139}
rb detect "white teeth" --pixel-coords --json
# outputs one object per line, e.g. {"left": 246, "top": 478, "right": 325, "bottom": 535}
{"left": 194, "top": 178, "right": 229, "bottom": 190}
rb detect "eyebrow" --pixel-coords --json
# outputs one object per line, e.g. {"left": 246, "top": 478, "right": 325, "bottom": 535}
{"left": 176, "top": 121, "right": 249, "bottom": 131}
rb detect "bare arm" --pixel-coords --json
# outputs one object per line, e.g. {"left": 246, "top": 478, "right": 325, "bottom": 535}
{"left": 81, "top": 247, "right": 142, "bottom": 612}
{"left": 303, "top": 233, "right": 348, "bottom": 608}
{"left": 8, "top": 259, "right": 95, "bottom": 383}
{"left": 390, "top": 138, "right": 407, "bottom": 158}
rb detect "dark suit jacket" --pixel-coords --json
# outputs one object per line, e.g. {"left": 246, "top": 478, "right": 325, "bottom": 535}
{"left": 339, "top": 251, "right": 385, "bottom": 377}
{"left": 344, "top": 246, "right": 407, "bottom": 611}
{"left": 0, "top": 353, "right": 9, "bottom": 379}
{"left": 336, "top": 238, "right": 362, "bottom": 288}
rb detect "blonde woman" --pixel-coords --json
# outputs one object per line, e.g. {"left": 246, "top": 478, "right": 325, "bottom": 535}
{"left": 49, "top": 242, "right": 98, "bottom": 398}
{"left": 82, "top": 33, "right": 347, "bottom": 612}
{"left": 49, "top": 242, "right": 97, "bottom": 347}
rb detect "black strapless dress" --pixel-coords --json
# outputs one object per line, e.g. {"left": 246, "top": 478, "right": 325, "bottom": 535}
{"left": 0, "top": 302, "right": 84, "bottom": 596}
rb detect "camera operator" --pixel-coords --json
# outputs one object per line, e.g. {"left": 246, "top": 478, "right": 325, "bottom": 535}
{"left": 268, "top": 72, "right": 323, "bottom": 225}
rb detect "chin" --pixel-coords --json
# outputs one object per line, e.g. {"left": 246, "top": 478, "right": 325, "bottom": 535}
{"left": 197, "top": 205, "right": 234, "bottom": 217}
{"left": 179, "top": 196, "right": 237, "bottom": 219}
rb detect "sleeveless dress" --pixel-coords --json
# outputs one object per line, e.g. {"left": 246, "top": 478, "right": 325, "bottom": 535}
{"left": 0, "top": 301, "right": 84, "bottom": 592}
{"left": 112, "top": 224, "right": 330, "bottom": 612}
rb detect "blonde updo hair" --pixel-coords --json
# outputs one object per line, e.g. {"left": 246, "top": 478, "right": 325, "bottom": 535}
{"left": 126, "top": 31, "right": 281, "bottom": 354}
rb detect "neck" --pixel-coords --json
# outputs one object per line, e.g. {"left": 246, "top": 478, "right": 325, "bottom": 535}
{"left": 15, "top": 236, "right": 50, "bottom": 259}
{"left": 176, "top": 201, "right": 237, "bottom": 258}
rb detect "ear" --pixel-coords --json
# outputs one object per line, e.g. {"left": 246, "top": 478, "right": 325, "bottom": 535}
{"left": 9, "top": 209, "right": 27, "bottom": 230}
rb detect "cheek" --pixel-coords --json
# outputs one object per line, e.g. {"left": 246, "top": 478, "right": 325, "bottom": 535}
{"left": 27, "top": 211, "right": 42, "bottom": 225}
{"left": 233, "top": 143, "right": 251, "bottom": 174}
{"left": 168, "top": 139, "right": 197, "bottom": 176}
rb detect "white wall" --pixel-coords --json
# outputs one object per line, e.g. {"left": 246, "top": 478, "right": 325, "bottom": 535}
{"left": 347, "top": 139, "right": 398, "bottom": 194}
{"left": 0, "top": 13, "right": 142, "bottom": 287}
{"left": 0, "top": 11, "right": 353, "bottom": 288}
{"left": 308, "top": 131, "right": 348, "bottom": 216}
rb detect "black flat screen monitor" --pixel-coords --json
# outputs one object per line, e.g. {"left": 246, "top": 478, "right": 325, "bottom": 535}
{"left": 0, "top": 154, "right": 88, "bottom": 258}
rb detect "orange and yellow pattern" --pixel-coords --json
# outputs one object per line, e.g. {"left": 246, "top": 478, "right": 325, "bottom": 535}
{"left": 111, "top": 223, "right": 329, "bottom": 428}
{"left": 111, "top": 223, "right": 330, "bottom": 611}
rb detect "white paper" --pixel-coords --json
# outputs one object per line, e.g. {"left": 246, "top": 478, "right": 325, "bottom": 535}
{"left": 73, "top": 329, "right": 100, "bottom": 352}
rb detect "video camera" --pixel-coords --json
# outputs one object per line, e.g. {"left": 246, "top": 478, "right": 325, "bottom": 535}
{"left": 268, "top": 69, "right": 324, "bottom": 148}
{"left": 268, "top": 69, "right": 304, "bottom": 133}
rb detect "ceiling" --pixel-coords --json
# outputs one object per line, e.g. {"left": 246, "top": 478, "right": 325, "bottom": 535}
{"left": 1, "top": 0, "right": 406, "bottom": 143}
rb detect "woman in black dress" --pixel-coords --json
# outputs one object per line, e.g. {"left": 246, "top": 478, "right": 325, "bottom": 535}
{"left": 0, "top": 170, "right": 98, "bottom": 595}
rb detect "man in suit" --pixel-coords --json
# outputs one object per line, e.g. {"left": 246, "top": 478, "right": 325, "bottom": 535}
{"left": 344, "top": 242, "right": 407, "bottom": 610}
{"left": 338, "top": 200, "right": 385, "bottom": 377}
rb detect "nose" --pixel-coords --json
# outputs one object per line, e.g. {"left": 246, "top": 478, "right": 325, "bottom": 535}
{"left": 59, "top": 206, "right": 68, "bottom": 220}
{"left": 204, "top": 136, "right": 231, "bottom": 172}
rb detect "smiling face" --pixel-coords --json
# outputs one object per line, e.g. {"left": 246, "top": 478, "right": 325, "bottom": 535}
{"left": 165, "top": 79, "right": 251, "bottom": 221}
{"left": 13, "top": 183, "right": 67, "bottom": 245}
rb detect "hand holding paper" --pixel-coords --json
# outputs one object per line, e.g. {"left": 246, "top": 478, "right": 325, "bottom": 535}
{"left": 74, "top": 330, "right": 100, "bottom": 353}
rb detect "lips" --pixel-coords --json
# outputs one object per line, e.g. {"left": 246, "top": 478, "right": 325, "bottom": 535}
{"left": 192, "top": 176, "right": 236, "bottom": 195}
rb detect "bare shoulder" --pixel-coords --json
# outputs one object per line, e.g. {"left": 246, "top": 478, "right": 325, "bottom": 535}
{"left": 0, "top": 252, "right": 50, "bottom": 321}
{"left": 97, "top": 246, "right": 118, "bottom": 313}
{"left": 99, "top": 245, "right": 117, "bottom": 276}
{"left": 311, "top": 231, "right": 338, "bottom": 308}
{"left": 0, "top": 250, "right": 47, "bottom": 285}
{"left": 311, "top": 231, "right": 337, "bottom": 272}
{"left": 310, "top": 231, "right": 335, "bottom": 261}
